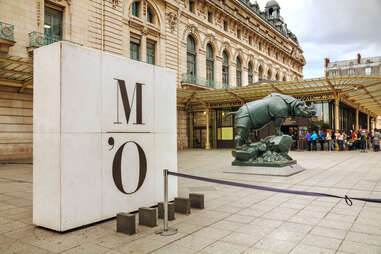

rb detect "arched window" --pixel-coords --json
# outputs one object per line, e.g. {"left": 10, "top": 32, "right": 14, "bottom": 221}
{"left": 267, "top": 69, "right": 272, "bottom": 80}
{"left": 131, "top": 1, "right": 140, "bottom": 17}
{"left": 248, "top": 62, "right": 253, "bottom": 85}
{"left": 206, "top": 43, "right": 214, "bottom": 87}
{"left": 236, "top": 57, "right": 242, "bottom": 87}
{"left": 258, "top": 65, "right": 263, "bottom": 81}
{"left": 222, "top": 51, "right": 229, "bottom": 87}
{"left": 187, "top": 35, "right": 196, "bottom": 78}
{"left": 275, "top": 73, "right": 279, "bottom": 81}
{"left": 147, "top": 7, "right": 154, "bottom": 23}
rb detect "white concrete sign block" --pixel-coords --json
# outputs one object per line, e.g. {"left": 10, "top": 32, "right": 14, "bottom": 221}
{"left": 33, "top": 42, "right": 177, "bottom": 231}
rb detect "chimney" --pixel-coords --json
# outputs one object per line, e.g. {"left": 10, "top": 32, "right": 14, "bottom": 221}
{"left": 357, "top": 53, "right": 361, "bottom": 64}
{"left": 324, "top": 58, "right": 330, "bottom": 68}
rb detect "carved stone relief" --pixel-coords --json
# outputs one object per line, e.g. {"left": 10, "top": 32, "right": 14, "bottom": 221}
{"left": 167, "top": 12, "right": 178, "bottom": 32}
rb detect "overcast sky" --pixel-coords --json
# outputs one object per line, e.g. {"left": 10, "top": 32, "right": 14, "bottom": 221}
{"left": 255, "top": 0, "right": 381, "bottom": 78}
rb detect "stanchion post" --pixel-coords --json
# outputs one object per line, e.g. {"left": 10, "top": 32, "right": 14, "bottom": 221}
{"left": 164, "top": 169, "right": 168, "bottom": 231}
{"left": 155, "top": 169, "right": 177, "bottom": 236}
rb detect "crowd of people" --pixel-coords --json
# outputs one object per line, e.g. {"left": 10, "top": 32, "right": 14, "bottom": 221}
{"left": 304, "top": 129, "right": 380, "bottom": 152}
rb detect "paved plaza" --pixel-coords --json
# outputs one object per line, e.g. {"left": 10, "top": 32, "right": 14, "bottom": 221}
{"left": 1, "top": 150, "right": 381, "bottom": 254}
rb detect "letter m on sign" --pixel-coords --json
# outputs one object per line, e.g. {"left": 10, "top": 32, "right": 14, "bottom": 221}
{"left": 114, "top": 79, "right": 144, "bottom": 125}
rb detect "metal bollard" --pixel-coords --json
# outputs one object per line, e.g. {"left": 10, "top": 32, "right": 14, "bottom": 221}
{"left": 155, "top": 169, "right": 177, "bottom": 236}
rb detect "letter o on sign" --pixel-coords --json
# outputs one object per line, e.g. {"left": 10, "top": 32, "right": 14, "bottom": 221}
{"left": 112, "top": 141, "right": 147, "bottom": 194}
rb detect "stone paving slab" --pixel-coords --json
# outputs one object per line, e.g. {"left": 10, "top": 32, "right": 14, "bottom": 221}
{"left": 0, "top": 150, "right": 381, "bottom": 253}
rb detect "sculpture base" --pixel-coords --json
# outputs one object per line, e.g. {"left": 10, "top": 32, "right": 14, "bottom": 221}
{"left": 232, "top": 160, "right": 296, "bottom": 167}
{"left": 223, "top": 163, "right": 305, "bottom": 176}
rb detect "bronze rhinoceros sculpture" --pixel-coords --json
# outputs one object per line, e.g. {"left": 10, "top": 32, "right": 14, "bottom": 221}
{"left": 227, "top": 93, "right": 315, "bottom": 149}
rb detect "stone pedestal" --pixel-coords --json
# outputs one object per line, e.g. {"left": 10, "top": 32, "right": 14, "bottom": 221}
{"left": 189, "top": 193, "right": 204, "bottom": 209}
{"left": 174, "top": 198, "right": 191, "bottom": 214}
{"left": 158, "top": 202, "right": 175, "bottom": 220}
{"left": 139, "top": 207, "right": 157, "bottom": 227}
{"left": 116, "top": 213, "right": 136, "bottom": 235}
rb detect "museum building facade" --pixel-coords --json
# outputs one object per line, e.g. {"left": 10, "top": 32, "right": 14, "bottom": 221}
{"left": 0, "top": 0, "right": 305, "bottom": 159}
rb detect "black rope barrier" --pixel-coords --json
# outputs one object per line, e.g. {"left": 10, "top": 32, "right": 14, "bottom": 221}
{"left": 168, "top": 171, "right": 381, "bottom": 206}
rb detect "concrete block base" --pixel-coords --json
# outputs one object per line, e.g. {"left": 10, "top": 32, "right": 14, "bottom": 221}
{"left": 139, "top": 207, "right": 157, "bottom": 227}
{"left": 116, "top": 213, "right": 136, "bottom": 235}
{"left": 189, "top": 193, "right": 204, "bottom": 209}
{"left": 158, "top": 202, "right": 175, "bottom": 220}
{"left": 175, "top": 198, "right": 191, "bottom": 214}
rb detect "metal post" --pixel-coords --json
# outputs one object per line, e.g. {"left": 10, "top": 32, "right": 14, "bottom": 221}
{"left": 164, "top": 169, "right": 169, "bottom": 231}
{"left": 155, "top": 169, "right": 177, "bottom": 236}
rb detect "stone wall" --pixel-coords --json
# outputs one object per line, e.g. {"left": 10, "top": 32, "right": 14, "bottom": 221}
{"left": 177, "top": 108, "right": 188, "bottom": 150}
{"left": 0, "top": 87, "right": 33, "bottom": 160}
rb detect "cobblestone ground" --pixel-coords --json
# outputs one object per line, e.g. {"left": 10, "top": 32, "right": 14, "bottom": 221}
{"left": 0, "top": 150, "right": 381, "bottom": 254}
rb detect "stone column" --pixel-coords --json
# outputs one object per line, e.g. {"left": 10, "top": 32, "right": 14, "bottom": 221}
{"left": 355, "top": 107, "right": 359, "bottom": 130}
{"left": 198, "top": 50, "right": 206, "bottom": 80}
{"left": 215, "top": 57, "right": 222, "bottom": 89}
{"left": 141, "top": 34, "right": 147, "bottom": 62}
{"left": 189, "top": 112, "right": 194, "bottom": 148}
{"left": 230, "top": 63, "right": 236, "bottom": 88}
{"left": 367, "top": 113, "right": 370, "bottom": 131}
{"left": 212, "top": 110, "right": 217, "bottom": 149}
{"left": 242, "top": 67, "right": 248, "bottom": 87}
{"left": 205, "top": 108, "right": 210, "bottom": 150}
{"left": 335, "top": 96, "right": 340, "bottom": 131}
{"left": 375, "top": 116, "right": 379, "bottom": 130}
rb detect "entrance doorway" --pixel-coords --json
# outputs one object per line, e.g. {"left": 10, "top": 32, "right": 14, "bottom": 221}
{"left": 193, "top": 127, "right": 205, "bottom": 148}
{"left": 281, "top": 125, "right": 298, "bottom": 150}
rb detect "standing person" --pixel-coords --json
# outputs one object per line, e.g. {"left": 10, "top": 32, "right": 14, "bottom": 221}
{"left": 326, "top": 130, "right": 332, "bottom": 151}
{"left": 360, "top": 130, "right": 366, "bottom": 152}
{"left": 373, "top": 129, "right": 380, "bottom": 152}
{"left": 305, "top": 131, "right": 312, "bottom": 151}
{"left": 318, "top": 130, "right": 325, "bottom": 151}
{"left": 332, "top": 130, "right": 336, "bottom": 150}
{"left": 338, "top": 131, "right": 344, "bottom": 151}
{"left": 355, "top": 130, "right": 361, "bottom": 150}
{"left": 311, "top": 131, "right": 318, "bottom": 151}
{"left": 334, "top": 130, "right": 340, "bottom": 150}
{"left": 343, "top": 131, "right": 348, "bottom": 150}
{"left": 352, "top": 130, "right": 358, "bottom": 150}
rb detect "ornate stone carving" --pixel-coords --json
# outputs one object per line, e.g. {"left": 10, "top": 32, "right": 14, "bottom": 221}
{"left": 234, "top": 48, "right": 243, "bottom": 60}
{"left": 167, "top": 12, "right": 178, "bottom": 32}
{"left": 111, "top": 0, "right": 120, "bottom": 8}
{"left": 220, "top": 41, "right": 231, "bottom": 56}
{"left": 55, "top": 0, "right": 71, "bottom": 5}
{"left": 142, "top": 27, "right": 148, "bottom": 35}
{"left": 36, "top": 1, "right": 41, "bottom": 28}
{"left": 202, "top": 33, "right": 216, "bottom": 48}
{"left": 182, "top": 24, "right": 200, "bottom": 43}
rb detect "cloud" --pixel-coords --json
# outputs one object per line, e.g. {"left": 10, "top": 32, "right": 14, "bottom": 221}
{"left": 252, "top": 0, "right": 381, "bottom": 78}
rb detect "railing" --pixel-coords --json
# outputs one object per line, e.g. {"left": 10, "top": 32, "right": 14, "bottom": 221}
{"left": 28, "top": 32, "right": 61, "bottom": 47}
{"left": 0, "top": 21, "right": 14, "bottom": 41}
{"left": 181, "top": 73, "right": 230, "bottom": 89}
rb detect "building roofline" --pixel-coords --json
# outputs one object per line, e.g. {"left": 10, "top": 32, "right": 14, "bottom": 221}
{"left": 234, "top": 0, "right": 300, "bottom": 47}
